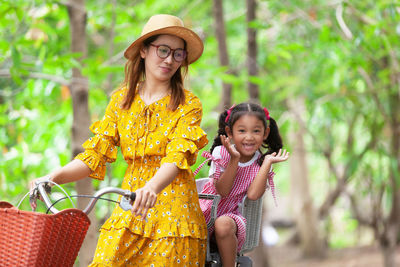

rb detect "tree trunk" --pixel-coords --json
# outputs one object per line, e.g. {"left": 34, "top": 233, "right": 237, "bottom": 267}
{"left": 381, "top": 131, "right": 400, "bottom": 267}
{"left": 380, "top": 76, "right": 400, "bottom": 267}
{"left": 288, "top": 98, "right": 324, "bottom": 258}
{"left": 67, "top": 1, "right": 97, "bottom": 266}
{"left": 105, "top": 0, "right": 117, "bottom": 94}
{"left": 243, "top": 1, "right": 269, "bottom": 265}
{"left": 212, "top": 0, "right": 232, "bottom": 110}
{"left": 318, "top": 177, "right": 346, "bottom": 218}
{"left": 246, "top": 0, "right": 259, "bottom": 103}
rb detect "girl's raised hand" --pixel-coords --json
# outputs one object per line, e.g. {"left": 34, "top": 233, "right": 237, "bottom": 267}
{"left": 264, "top": 149, "right": 290, "bottom": 164}
{"left": 220, "top": 135, "right": 240, "bottom": 159}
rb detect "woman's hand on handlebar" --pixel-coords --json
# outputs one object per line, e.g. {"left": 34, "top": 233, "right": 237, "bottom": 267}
{"left": 131, "top": 184, "right": 157, "bottom": 219}
{"left": 29, "top": 176, "right": 52, "bottom": 210}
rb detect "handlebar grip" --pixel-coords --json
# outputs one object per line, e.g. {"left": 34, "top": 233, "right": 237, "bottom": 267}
{"left": 130, "top": 192, "right": 136, "bottom": 202}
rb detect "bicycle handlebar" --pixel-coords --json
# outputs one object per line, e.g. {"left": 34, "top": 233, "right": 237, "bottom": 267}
{"left": 34, "top": 182, "right": 136, "bottom": 215}
{"left": 83, "top": 186, "right": 136, "bottom": 215}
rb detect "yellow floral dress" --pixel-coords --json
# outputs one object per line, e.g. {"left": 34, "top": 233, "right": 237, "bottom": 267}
{"left": 75, "top": 86, "right": 208, "bottom": 266}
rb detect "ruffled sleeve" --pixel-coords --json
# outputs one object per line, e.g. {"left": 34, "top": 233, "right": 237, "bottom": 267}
{"left": 160, "top": 91, "right": 208, "bottom": 170}
{"left": 75, "top": 90, "right": 122, "bottom": 180}
{"left": 208, "top": 145, "right": 231, "bottom": 182}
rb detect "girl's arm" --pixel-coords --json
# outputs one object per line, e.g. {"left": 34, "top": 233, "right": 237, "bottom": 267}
{"left": 247, "top": 149, "right": 289, "bottom": 200}
{"left": 215, "top": 135, "right": 240, "bottom": 197}
{"left": 131, "top": 163, "right": 179, "bottom": 218}
{"left": 215, "top": 156, "right": 240, "bottom": 197}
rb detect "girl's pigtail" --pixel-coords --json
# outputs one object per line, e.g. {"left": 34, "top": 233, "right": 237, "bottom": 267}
{"left": 209, "top": 110, "right": 229, "bottom": 155}
{"left": 266, "top": 117, "right": 283, "bottom": 154}
{"left": 259, "top": 117, "right": 283, "bottom": 165}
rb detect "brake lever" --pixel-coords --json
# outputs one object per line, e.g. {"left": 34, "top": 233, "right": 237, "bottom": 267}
{"left": 119, "top": 192, "right": 136, "bottom": 211}
{"left": 119, "top": 195, "right": 133, "bottom": 211}
{"left": 29, "top": 183, "right": 52, "bottom": 211}
{"left": 29, "top": 188, "right": 38, "bottom": 211}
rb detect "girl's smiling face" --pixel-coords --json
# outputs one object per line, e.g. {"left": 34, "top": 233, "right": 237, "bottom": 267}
{"left": 227, "top": 114, "right": 269, "bottom": 162}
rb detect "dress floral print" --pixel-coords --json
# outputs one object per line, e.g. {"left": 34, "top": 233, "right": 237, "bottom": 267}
{"left": 75, "top": 86, "right": 208, "bottom": 266}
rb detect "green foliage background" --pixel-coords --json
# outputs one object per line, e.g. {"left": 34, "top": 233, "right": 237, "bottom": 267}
{"left": 1, "top": 0, "right": 399, "bottom": 249}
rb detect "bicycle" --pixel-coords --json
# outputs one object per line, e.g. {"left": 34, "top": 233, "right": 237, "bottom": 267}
{"left": 0, "top": 180, "right": 136, "bottom": 267}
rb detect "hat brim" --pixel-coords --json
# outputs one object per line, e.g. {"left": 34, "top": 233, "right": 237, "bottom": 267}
{"left": 124, "top": 26, "right": 204, "bottom": 65}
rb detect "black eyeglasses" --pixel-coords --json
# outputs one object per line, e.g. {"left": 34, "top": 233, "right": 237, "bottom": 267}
{"left": 149, "top": 44, "right": 187, "bottom": 62}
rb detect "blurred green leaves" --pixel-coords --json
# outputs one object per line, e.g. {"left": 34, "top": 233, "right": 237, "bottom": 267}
{"left": 1, "top": 1, "right": 399, "bottom": 250}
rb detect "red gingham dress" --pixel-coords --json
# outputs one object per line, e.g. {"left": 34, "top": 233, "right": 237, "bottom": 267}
{"left": 198, "top": 145, "right": 274, "bottom": 252}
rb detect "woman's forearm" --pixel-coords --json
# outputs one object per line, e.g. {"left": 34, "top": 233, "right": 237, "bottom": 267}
{"left": 48, "top": 159, "right": 92, "bottom": 185}
{"left": 145, "top": 163, "right": 179, "bottom": 194}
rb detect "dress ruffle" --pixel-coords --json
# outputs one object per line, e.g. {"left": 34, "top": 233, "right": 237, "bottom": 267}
{"left": 161, "top": 151, "right": 190, "bottom": 170}
{"left": 75, "top": 151, "right": 106, "bottom": 180}
{"left": 81, "top": 135, "right": 118, "bottom": 162}
{"left": 162, "top": 125, "right": 208, "bottom": 169}
{"left": 77, "top": 118, "right": 119, "bottom": 162}
{"left": 100, "top": 208, "right": 208, "bottom": 240}
{"left": 74, "top": 119, "right": 119, "bottom": 180}
{"left": 90, "top": 117, "right": 119, "bottom": 139}
{"left": 169, "top": 125, "right": 208, "bottom": 148}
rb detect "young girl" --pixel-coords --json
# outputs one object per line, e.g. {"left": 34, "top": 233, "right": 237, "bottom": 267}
{"left": 197, "top": 102, "right": 289, "bottom": 266}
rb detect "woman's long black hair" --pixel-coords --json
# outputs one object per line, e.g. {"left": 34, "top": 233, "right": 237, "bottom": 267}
{"left": 209, "top": 103, "right": 283, "bottom": 165}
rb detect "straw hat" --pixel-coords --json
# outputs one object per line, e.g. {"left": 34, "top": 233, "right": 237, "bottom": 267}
{"left": 124, "top": 14, "right": 204, "bottom": 64}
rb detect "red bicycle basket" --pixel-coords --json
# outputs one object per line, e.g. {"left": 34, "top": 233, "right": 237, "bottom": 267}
{"left": 0, "top": 201, "right": 91, "bottom": 267}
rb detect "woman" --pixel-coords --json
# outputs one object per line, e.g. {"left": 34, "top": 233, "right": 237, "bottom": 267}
{"left": 30, "top": 14, "right": 208, "bottom": 266}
